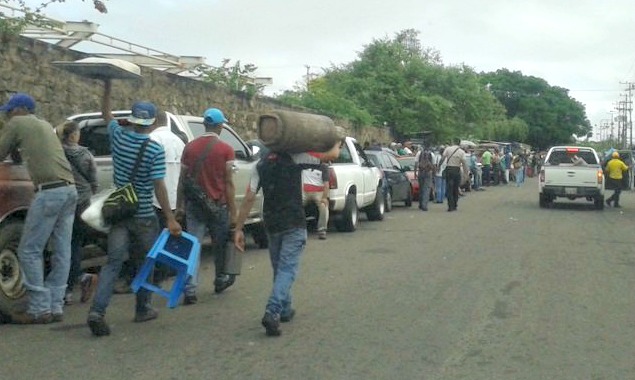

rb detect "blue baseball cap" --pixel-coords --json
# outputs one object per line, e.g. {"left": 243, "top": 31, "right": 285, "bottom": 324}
{"left": 0, "top": 93, "right": 36, "bottom": 113}
{"left": 203, "top": 108, "right": 228, "bottom": 125}
{"left": 127, "top": 101, "right": 157, "bottom": 126}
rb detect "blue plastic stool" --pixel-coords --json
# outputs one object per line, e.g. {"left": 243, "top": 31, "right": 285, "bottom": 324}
{"left": 131, "top": 229, "right": 200, "bottom": 308}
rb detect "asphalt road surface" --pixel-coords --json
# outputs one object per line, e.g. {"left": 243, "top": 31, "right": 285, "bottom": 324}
{"left": 2, "top": 177, "right": 634, "bottom": 380}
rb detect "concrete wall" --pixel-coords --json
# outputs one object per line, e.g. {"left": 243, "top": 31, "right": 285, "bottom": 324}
{"left": 0, "top": 35, "right": 390, "bottom": 144}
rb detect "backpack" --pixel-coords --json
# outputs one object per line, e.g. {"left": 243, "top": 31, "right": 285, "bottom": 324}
{"left": 418, "top": 151, "right": 435, "bottom": 173}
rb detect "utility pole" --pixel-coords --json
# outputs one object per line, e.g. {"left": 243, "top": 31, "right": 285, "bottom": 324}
{"left": 621, "top": 81, "right": 634, "bottom": 148}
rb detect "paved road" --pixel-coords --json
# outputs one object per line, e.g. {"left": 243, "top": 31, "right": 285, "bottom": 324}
{"left": 2, "top": 178, "right": 634, "bottom": 380}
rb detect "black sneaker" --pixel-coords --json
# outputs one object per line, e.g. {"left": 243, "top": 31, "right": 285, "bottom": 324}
{"left": 280, "top": 309, "right": 295, "bottom": 323}
{"left": 214, "top": 275, "right": 235, "bottom": 294}
{"left": 261, "top": 313, "right": 281, "bottom": 336}
{"left": 183, "top": 294, "right": 198, "bottom": 305}
{"left": 87, "top": 312, "right": 111, "bottom": 337}
{"left": 134, "top": 307, "right": 159, "bottom": 323}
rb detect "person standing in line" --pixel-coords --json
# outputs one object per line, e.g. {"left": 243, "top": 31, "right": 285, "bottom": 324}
{"left": 416, "top": 148, "right": 435, "bottom": 211}
{"left": 57, "top": 121, "right": 99, "bottom": 305}
{"left": 442, "top": 138, "right": 470, "bottom": 212}
{"left": 87, "top": 80, "right": 181, "bottom": 337}
{"left": 434, "top": 146, "right": 446, "bottom": 203}
{"left": 0, "top": 93, "right": 78, "bottom": 324}
{"left": 605, "top": 151, "right": 629, "bottom": 208}
{"left": 481, "top": 148, "right": 492, "bottom": 186}
{"left": 177, "top": 108, "right": 237, "bottom": 304}
{"left": 233, "top": 143, "right": 341, "bottom": 337}
{"left": 302, "top": 161, "right": 330, "bottom": 239}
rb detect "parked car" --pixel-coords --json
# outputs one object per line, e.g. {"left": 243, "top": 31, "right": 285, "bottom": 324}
{"left": 395, "top": 155, "right": 420, "bottom": 202}
{"left": 325, "top": 137, "right": 385, "bottom": 232}
{"left": 0, "top": 111, "right": 266, "bottom": 322}
{"left": 364, "top": 150, "right": 412, "bottom": 211}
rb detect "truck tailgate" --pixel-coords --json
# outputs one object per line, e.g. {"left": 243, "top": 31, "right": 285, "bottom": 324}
{"left": 545, "top": 167, "right": 599, "bottom": 187}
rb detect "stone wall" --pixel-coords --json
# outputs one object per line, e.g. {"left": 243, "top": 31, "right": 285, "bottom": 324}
{"left": 0, "top": 35, "right": 391, "bottom": 144}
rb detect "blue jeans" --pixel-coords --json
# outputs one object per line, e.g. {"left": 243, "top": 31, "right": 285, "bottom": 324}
{"left": 434, "top": 176, "right": 446, "bottom": 203}
{"left": 184, "top": 201, "right": 230, "bottom": 296}
{"left": 265, "top": 228, "right": 307, "bottom": 317}
{"left": 515, "top": 167, "right": 524, "bottom": 186}
{"left": 418, "top": 172, "right": 433, "bottom": 210}
{"left": 90, "top": 216, "right": 159, "bottom": 315}
{"left": 19, "top": 185, "right": 77, "bottom": 316}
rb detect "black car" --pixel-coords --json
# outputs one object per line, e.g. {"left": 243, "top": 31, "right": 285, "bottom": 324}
{"left": 364, "top": 150, "right": 413, "bottom": 211}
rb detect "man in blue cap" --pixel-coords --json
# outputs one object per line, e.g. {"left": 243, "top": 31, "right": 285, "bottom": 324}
{"left": 0, "top": 93, "right": 78, "bottom": 324}
{"left": 87, "top": 80, "right": 182, "bottom": 337}
{"left": 176, "top": 107, "right": 238, "bottom": 304}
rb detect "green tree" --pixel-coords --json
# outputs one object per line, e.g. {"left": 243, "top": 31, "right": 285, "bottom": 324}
{"left": 0, "top": 0, "right": 107, "bottom": 36}
{"left": 480, "top": 69, "right": 591, "bottom": 150}
{"left": 197, "top": 59, "right": 265, "bottom": 100}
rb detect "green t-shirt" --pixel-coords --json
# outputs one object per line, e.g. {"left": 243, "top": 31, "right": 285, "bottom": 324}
{"left": 481, "top": 150, "right": 492, "bottom": 165}
{"left": 0, "top": 114, "right": 74, "bottom": 187}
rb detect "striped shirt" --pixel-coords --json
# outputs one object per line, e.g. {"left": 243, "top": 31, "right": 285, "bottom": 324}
{"left": 108, "top": 120, "right": 165, "bottom": 218}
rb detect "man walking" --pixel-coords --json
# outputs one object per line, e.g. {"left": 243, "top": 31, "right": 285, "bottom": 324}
{"left": 233, "top": 143, "right": 341, "bottom": 336}
{"left": 442, "top": 138, "right": 470, "bottom": 212}
{"left": 87, "top": 80, "right": 181, "bottom": 337}
{"left": 177, "top": 108, "right": 237, "bottom": 304}
{"left": 605, "top": 151, "right": 629, "bottom": 208}
{"left": 0, "top": 93, "right": 78, "bottom": 324}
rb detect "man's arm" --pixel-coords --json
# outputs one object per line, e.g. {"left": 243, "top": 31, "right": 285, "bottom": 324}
{"left": 154, "top": 179, "right": 182, "bottom": 236}
{"left": 101, "top": 79, "right": 114, "bottom": 123}
{"left": 233, "top": 187, "right": 257, "bottom": 252}
{"left": 0, "top": 123, "right": 17, "bottom": 161}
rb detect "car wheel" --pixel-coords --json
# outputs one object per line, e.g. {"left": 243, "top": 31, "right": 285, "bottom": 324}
{"left": 385, "top": 189, "right": 393, "bottom": 212}
{"left": 335, "top": 194, "right": 358, "bottom": 232}
{"left": 0, "top": 220, "right": 28, "bottom": 323}
{"left": 404, "top": 186, "right": 413, "bottom": 207}
{"left": 539, "top": 193, "right": 547, "bottom": 208}
{"left": 366, "top": 186, "right": 385, "bottom": 221}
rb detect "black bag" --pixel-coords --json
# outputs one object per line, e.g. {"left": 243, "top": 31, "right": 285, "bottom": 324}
{"left": 102, "top": 140, "right": 150, "bottom": 225}
{"left": 182, "top": 137, "right": 222, "bottom": 219}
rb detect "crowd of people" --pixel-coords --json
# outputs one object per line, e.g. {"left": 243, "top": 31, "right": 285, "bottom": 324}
{"left": 0, "top": 80, "right": 343, "bottom": 338}
{"left": 366, "top": 139, "right": 543, "bottom": 212}
{"left": 1, "top": 81, "right": 545, "bottom": 338}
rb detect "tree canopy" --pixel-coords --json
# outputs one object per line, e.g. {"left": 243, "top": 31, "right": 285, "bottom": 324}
{"left": 275, "top": 29, "right": 590, "bottom": 149}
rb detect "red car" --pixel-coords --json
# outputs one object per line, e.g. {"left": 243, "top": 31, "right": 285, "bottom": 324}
{"left": 396, "top": 156, "right": 420, "bottom": 201}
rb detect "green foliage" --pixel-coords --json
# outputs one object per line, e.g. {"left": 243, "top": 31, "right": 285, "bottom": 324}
{"left": 480, "top": 69, "right": 591, "bottom": 150}
{"left": 0, "top": 0, "right": 107, "bottom": 36}
{"left": 197, "top": 59, "right": 264, "bottom": 100}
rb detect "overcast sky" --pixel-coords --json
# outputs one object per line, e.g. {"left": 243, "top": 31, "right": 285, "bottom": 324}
{"left": 17, "top": 0, "right": 635, "bottom": 138}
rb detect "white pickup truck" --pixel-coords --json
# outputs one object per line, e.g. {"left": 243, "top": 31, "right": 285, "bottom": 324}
{"left": 69, "top": 111, "right": 268, "bottom": 246}
{"left": 538, "top": 146, "right": 605, "bottom": 210}
{"left": 325, "top": 136, "right": 385, "bottom": 231}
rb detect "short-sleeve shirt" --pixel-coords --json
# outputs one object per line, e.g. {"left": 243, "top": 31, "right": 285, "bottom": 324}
{"left": 606, "top": 158, "right": 628, "bottom": 180}
{"left": 481, "top": 151, "right": 492, "bottom": 165}
{"left": 302, "top": 164, "right": 329, "bottom": 192}
{"left": 181, "top": 134, "right": 235, "bottom": 204}
{"left": 109, "top": 119, "right": 165, "bottom": 218}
